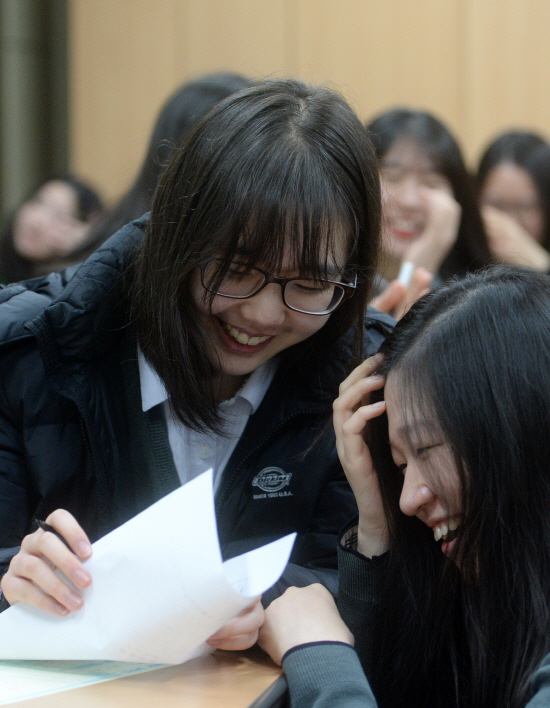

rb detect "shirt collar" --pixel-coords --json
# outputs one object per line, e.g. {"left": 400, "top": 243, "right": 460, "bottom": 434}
{"left": 138, "top": 349, "right": 168, "bottom": 411}
{"left": 138, "top": 348, "right": 277, "bottom": 414}
{"left": 222, "top": 357, "right": 278, "bottom": 413}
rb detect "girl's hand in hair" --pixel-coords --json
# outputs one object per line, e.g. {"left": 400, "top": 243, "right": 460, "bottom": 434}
{"left": 407, "top": 186, "right": 461, "bottom": 274}
{"left": 482, "top": 205, "right": 550, "bottom": 271}
{"left": 258, "top": 584, "right": 353, "bottom": 665}
{"left": 1, "top": 510, "right": 92, "bottom": 615}
{"left": 206, "top": 597, "right": 264, "bottom": 651}
{"left": 333, "top": 355, "right": 389, "bottom": 557}
{"left": 371, "top": 266, "right": 432, "bottom": 320}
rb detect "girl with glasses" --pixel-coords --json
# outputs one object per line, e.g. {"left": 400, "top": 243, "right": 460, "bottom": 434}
{"left": 367, "top": 109, "right": 493, "bottom": 320}
{"left": 260, "top": 266, "right": 550, "bottom": 707}
{"left": 0, "top": 79, "right": 391, "bottom": 648}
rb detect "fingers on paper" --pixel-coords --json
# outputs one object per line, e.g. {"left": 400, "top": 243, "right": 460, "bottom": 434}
{"left": 45, "top": 509, "right": 93, "bottom": 559}
{"left": 2, "top": 509, "right": 92, "bottom": 614}
{"left": 207, "top": 597, "right": 265, "bottom": 651}
{"left": 11, "top": 545, "right": 86, "bottom": 613}
{"left": 1, "top": 572, "right": 70, "bottom": 616}
{"left": 24, "top": 530, "right": 91, "bottom": 590}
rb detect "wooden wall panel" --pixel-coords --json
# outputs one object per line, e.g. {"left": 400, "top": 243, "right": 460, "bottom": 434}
{"left": 294, "top": 0, "right": 462, "bottom": 134}
{"left": 69, "top": 0, "right": 184, "bottom": 203}
{"left": 68, "top": 0, "right": 550, "bottom": 202}
{"left": 461, "top": 0, "right": 550, "bottom": 164}
{"left": 69, "top": 0, "right": 292, "bottom": 203}
{"left": 176, "top": 0, "right": 289, "bottom": 79}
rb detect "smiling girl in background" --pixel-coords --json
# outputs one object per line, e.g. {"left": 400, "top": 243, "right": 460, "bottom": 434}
{"left": 368, "top": 109, "right": 493, "bottom": 289}
{"left": 0, "top": 176, "right": 103, "bottom": 284}
{"left": 260, "top": 266, "right": 550, "bottom": 707}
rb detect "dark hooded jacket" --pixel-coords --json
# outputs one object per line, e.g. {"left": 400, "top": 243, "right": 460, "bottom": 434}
{"left": 0, "top": 217, "right": 393, "bottom": 600}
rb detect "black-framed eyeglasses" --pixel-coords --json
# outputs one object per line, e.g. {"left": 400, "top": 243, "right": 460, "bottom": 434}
{"left": 200, "top": 259, "right": 357, "bottom": 315}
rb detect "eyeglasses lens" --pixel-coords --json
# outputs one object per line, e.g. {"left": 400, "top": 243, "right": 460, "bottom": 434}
{"left": 285, "top": 280, "right": 344, "bottom": 313}
{"left": 203, "top": 261, "right": 263, "bottom": 297}
{"left": 202, "top": 260, "right": 345, "bottom": 314}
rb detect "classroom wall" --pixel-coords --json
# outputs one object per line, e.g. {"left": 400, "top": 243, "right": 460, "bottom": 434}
{"left": 68, "top": 0, "right": 550, "bottom": 204}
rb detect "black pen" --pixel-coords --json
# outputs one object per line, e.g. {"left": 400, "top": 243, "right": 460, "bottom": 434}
{"left": 33, "top": 519, "right": 74, "bottom": 553}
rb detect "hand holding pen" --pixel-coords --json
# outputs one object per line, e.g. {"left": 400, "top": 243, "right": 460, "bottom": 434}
{"left": 1, "top": 509, "right": 93, "bottom": 616}
{"left": 1, "top": 512, "right": 268, "bottom": 651}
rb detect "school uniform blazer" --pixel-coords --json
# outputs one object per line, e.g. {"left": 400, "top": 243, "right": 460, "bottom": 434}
{"left": 0, "top": 215, "right": 394, "bottom": 601}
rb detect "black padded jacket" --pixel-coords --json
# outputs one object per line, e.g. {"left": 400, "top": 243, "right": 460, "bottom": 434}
{"left": 0, "top": 217, "right": 394, "bottom": 600}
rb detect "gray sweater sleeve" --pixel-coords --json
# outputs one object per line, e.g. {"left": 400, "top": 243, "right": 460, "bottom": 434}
{"left": 527, "top": 653, "right": 550, "bottom": 706}
{"left": 280, "top": 526, "right": 387, "bottom": 707}
{"left": 336, "top": 532, "right": 388, "bottom": 679}
{"left": 282, "top": 643, "right": 378, "bottom": 708}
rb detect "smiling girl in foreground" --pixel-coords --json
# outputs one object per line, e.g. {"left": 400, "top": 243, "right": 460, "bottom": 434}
{"left": 260, "top": 266, "right": 550, "bottom": 707}
{"left": 0, "top": 80, "right": 391, "bottom": 648}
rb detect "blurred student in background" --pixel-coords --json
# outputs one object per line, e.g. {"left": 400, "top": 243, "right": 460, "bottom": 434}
{"left": 368, "top": 109, "right": 493, "bottom": 318}
{"left": 477, "top": 130, "right": 550, "bottom": 271}
{"left": 0, "top": 74, "right": 251, "bottom": 286}
{"left": 0, "top": 176, "right": 103, "bottom": 284}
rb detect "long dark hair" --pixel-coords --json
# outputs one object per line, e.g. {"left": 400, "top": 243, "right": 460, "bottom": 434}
{"left": 477, "top": 130, "right": 550, "bottom": 251}
{"left": 367, "top": 266, "right": 550, "bottom": 707}
{"left": 131, "top": 79, "right": 381, "bottom": 432}
{"left": 0, "top": 175, "right": 103, "bottom": 284}
{"left": 367, "top": 109, "right": 493, "bottom": 280}
{"left": 76, "top": 72, "right": 252, "bottom": 260}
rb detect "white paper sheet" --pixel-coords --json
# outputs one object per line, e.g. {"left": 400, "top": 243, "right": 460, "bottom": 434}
{"left": 0, "top": 470, "right": 295, "bottom": 665}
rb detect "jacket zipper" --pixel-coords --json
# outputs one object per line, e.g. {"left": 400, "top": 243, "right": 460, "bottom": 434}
{"left": 78, "top": 412, "right": 111, "bottom": 536}
{"left": 79, "top": 414, "right": 93, "bottom": 456}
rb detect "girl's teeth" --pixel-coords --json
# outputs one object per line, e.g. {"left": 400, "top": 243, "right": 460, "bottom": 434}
{"left": 433, "top": 518, "right": 459, "bottom": 542}
{"left": 434, "top": 524, "right": 448, "bottom": 542}
{"left": 222, "top": 322, "right": 269, "bottom": 346}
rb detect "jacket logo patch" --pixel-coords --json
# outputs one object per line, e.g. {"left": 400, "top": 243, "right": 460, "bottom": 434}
{"left": 252, "top": 467, "right": 293, "bottom": 498}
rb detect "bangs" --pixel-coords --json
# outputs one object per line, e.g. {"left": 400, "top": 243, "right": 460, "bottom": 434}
{"left": 149, "top": 78, "right": 379, "bottom": 337}
{"left": 196, "top": 147, "right": 356, "bottom": 292}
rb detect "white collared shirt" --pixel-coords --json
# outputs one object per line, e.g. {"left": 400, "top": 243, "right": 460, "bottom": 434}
{"left": 138, "top": 350, "right": 277, "bottom": 492}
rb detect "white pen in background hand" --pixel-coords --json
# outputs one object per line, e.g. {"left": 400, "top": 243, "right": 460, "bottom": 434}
{"left": 397, "top": 260, "right": 415, "bottom": 287}
{"left": 370, "top": 263, "right": 432, "bottom": 321}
